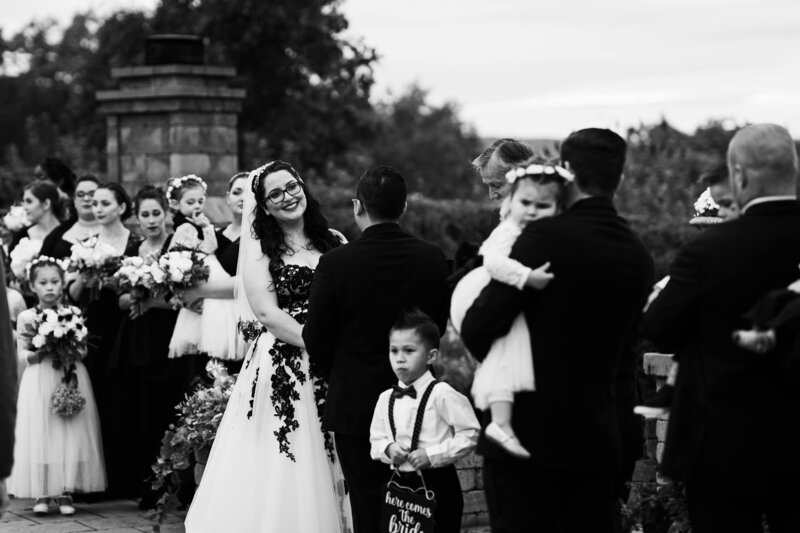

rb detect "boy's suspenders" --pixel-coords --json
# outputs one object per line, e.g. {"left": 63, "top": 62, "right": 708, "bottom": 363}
{"left": 388, "top": 380, "right": 439, "bottom": 452}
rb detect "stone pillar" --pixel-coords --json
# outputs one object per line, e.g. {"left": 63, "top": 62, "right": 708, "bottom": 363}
{"left": 96, "top": 53, "right": 245, "bottom": 209}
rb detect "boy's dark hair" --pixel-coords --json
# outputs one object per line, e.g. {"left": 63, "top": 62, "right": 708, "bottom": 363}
{"left": 391, "top": 307, "right": 441, "bottom": 350}
{"left": 356, "top": 166, "right": 407, "bottom": 221}
{"left": 699, "top": 164, "right": 729, "bottom": 187}
{"left": 560, "top": 128, "right": 627, "bottom": 198}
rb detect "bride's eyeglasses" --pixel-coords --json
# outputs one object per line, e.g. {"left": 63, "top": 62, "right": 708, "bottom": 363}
{"left": 266, "top": 180, "right": 302, "bottom": 204}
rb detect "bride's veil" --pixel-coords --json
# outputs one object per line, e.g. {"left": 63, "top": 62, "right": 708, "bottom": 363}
{"left": 233, "top": 163, "right": 271, "bottom": 341}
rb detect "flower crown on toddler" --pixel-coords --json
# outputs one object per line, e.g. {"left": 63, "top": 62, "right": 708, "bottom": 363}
{"left": 166, "top": 175, "right": 207, "bottom": 202}
{"left": 26, "top": 256, "right": 70, "bottom": 282}
{"left": 505, "top": 163, "right": 574, "bottom": 184}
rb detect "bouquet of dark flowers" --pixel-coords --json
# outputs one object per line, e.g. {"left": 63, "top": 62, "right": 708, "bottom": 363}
{"left": 149, "top": 361, "right": 234, "bottom": 529}
{"left": 150, "top": 246, "right": 210, "bottom": 309}
{"left": 114, "top": 254, "right": 165, "bottom": 303}
{"left": 26, "top": 305, "right": 90, "bottom": 417}
{"left": 69, "top": 235, "right": 124, "bottom": 301}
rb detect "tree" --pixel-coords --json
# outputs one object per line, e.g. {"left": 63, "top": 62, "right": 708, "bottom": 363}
{"left": 367, "top": 85, "right": 483, "bottom": 198}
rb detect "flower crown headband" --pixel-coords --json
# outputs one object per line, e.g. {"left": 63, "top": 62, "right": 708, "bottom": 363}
{"left": 26, "top": 256, "right": 69, "bottom": 281}
{"left": 250, "top": 161, "right": 303, "bottom": 195}
{"left": 166, "top": 175, "right": 207, "bottom": 201}
{"left": 505, "top": 164, "right": 574, "bottom": 184}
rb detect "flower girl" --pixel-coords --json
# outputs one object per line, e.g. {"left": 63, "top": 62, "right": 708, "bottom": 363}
{"left": 8, "top": 257, "right": 106, "bottom": 515}
{"left": 166, "top": 175, "right": 232, "bottom": 360}
{"left": 451, "top": 158, "right": 570, "bottom": 459}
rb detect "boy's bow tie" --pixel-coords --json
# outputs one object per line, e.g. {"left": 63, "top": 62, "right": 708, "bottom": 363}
{"left": 391, "top": 385, "right": 417, "bottom": 399}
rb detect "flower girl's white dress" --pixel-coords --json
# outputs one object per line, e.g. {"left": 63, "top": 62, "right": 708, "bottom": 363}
{"left": 8, "top": 308, "right": 106, "bottom": 497}
{"left": 168, "top": 222, "right": 235, "bottom": 359}
{"left": 451, "top": 219, "right": 536, "bottom": 409}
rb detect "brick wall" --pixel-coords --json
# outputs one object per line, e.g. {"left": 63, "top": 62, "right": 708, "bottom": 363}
{"left": 456, "top": 452, "right": 489, "bottom": 529}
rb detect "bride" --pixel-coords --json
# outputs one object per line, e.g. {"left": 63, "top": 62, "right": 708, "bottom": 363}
{"left": 185, "top": 161, "right": 350, "bottom": 532}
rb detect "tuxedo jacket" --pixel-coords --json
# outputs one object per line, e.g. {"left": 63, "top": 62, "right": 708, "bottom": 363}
{"left": 461, "top": 197, "right": 653, "bottom": 473}
{"left": 304, "top": 222, "right": 450, "bottom": 437}
{"left": 644, "top": 199, "right": 800, "bottom": 490}
{"left": 0, "top": 256, "right": 18, "bottom": 478}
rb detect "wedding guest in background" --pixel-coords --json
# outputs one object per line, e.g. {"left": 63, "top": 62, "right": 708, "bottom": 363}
{"left": 304, "top": 166, "right": 450, "bottom": 533}
{"left": 0, "top": 259, "right": 17, "bottom": 517}
{"left": 40, "top": 175, "right": 100, "bottom": 259}
{"left": 462, "top": 128, "right": 653, "bottom": 533}
{"left": 8, "top": 258, "right": 106, "bottom": 516}
{"left": 106, "top": 186, "right": 188, "bottom": 508}
{"left": 644, "top": 124, "right": 800, "bottom": 532}
{"left": 370, "top": 308, "right": 479, "bottom": 533}
{"left": 472, "top": 139, "right": 535, "bottom": 201}
{"left": 68, "top": 182, "right": 141, "bottom": 498}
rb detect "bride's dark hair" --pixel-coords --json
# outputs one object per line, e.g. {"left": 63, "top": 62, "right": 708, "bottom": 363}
{"left": 251, "top": 161, "right": 341, "bottom": 273}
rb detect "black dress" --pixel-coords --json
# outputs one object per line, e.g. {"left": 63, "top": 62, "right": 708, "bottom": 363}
{"left": 75, "top": 232, "right": 142, "bottom": 497}
{"left": 214, "top": 228, "right": 242, "bottom": 374}
{"left": 105, "top": 235, "right": 193, "bottom": 506}
{"left": 38, "top": 222, "right": 71, "bottom": 259}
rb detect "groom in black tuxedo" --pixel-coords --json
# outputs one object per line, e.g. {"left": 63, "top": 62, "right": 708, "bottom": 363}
{"left": 304, "top": 166, "right": 450, "bottom": 533}
{"left": 644, "top": 124, "right": 800, "bottom": 532}
{"left": 461, "top": 128, "right": 653, "bottom": 533}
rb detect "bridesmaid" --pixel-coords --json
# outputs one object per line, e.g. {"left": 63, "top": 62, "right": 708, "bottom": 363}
{"left": 8, "top": 180, "right": 64, "bottom": 256}
{"left": 185, "top": 172, "right": 248, "bottom": 373}
{"left": 40, "top": 175, "right": 100, "bottom": 259}
{"left": 67, "top": 182, "right": 141, "bottom": 497}
{"left": 107, "top": 186, "right": 191, "bottom": 508}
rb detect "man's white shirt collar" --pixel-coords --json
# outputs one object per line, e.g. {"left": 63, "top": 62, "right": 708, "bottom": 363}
{"left": 741, "top": 195, "right": 797, "bottom": 214}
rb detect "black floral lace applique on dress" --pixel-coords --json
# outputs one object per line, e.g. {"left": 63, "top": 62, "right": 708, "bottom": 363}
{"left": 246, "top": 262, "right": 333, "bottom": 462}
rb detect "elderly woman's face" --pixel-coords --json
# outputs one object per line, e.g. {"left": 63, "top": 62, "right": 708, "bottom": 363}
{"left": 481, "top": 155, "right": 511, "bottom": 201}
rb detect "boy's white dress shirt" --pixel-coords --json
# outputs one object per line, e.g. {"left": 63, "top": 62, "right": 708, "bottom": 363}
{"left": 369, "top": 371, "right": 480, "bottom": 473}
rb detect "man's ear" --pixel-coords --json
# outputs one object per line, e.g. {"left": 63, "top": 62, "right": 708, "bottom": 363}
{"left": 353, "top": 198, "right": 365, "bottom": 216}
{"left": 401, "top": 201, "right": 408, "bottom": 217}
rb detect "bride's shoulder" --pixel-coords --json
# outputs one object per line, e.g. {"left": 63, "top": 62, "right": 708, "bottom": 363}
{"left": 328, "top": 228, "right": 348, "bottom": 245}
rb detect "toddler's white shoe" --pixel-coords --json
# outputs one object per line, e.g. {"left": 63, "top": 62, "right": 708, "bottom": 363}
{"left": 485, "top": 422, "right": 531, "bottom": 459}
{"left": 33, "top": 500, "right": 49, "bottom": 515}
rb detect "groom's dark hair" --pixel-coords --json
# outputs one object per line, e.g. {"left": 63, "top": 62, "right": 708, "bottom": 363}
{"left": 357, "top": 166, "right": 407, "bottom": 221}
{"left": 560, "top": 128, "right": 627, "bottom": 198}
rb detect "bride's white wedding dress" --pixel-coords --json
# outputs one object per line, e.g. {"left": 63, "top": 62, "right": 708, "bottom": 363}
{"left": 185, "top": 262, "right": 348, "bottom": 532}
{"left": 185, "top": 167, "right": 349, "bottom": 533}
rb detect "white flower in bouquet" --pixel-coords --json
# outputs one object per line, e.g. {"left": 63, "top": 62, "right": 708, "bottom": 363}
{"left": 32, "top": 335, "right": 46, "bottom": 349}
{"left": 9, "top": 237, "right": 42, "bottom": 281}
{"left": 53, "top": 326, "right": 66, "bottom": 338}
{"left": 38, "top": 321, "right": 55, "bottom": 336}
{"left": 3, "top": 205, "right": 30, "bottom": 232}
{"left": 148, "top": 263, "right": 167, "bottom": 285}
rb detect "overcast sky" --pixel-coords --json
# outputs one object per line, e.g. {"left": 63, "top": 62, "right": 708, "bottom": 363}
{"left": 5, "top": 0, "right": 800, "bottom": 139}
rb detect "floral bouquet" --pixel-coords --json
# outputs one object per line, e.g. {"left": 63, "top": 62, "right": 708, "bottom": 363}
{"left": 149, "top": 361, "right": 234, "bottom": 527}
{"left": 114, "top": 254, "right": 166, "bottom": 303}
{"left": 9, "top": 237, "right": 42, "bottom": 289}
{"left": 25, "top": 305, "right": 89, "bottom": 417}
{"left": 69, "top": 235, "right": 123, "bottom": 301}
{"left": 3, "top": 205, "right": 30, "bottom": 233}
{"left": 152, "top": 246, "right": 210, "bottom": 309}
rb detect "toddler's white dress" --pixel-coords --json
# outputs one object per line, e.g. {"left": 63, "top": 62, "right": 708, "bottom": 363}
{"left": 451, "top": 219, "right": 536, "bottom": 409}
{"left": 8, "top": 308, "right": 106, "bottom": 497}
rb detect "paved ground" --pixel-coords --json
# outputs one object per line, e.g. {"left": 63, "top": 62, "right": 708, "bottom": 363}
{"left": 1, "top": 497, "right": 186, "bottom": 533}
{"left": 2, "top": 497, "right": 490, "bottom": 532}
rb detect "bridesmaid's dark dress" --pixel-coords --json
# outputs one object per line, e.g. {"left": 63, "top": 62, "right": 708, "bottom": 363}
{"left": 74, "top": 232, "right": 142, "bottom": 498}
{"left": 215, "top": 229, "right": 242, "bottom": 374}
{"left": 38, "top": 221, "right": 72, "bottom": 259}
{"left": 106, "top": 235, "right": 192, "bottom": 506}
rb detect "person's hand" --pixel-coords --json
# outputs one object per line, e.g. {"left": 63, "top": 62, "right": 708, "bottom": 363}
{"left": 0, "top": 479, "right": 10, "bottom": 517}
{"left": 182, "top": 286, "right": 204, "bottom": 308}
{"left": 385, "top": 443, "right": 409, "bottom": 466}
{"left": 192, "top": 211, "right": 211, "bottom": 228}
{"left": 407, "top": 449, "right": 431, "bottom": 470}
{"left": 188, "top": 299, "right": 204, "bottom": 313}
{"left": 527, "top": 262, "right": 554, "bottom": 290}
{"left": 26, "top": 351, "right": 42, "bottom": 365}
{"left": 129, "top": 297, "right": 152, "bottom": 319}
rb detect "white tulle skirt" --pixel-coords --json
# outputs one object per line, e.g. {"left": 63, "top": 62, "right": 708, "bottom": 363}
{"left": 8, "top": 359, "right": 106, "bottom": 497}
{"left": 198, "top": 259, "right": 243, "bottom": 361}
{"left": 451, "top": 266, "right": 536, "bottom": 410}
{"left": 185, "top": 331, "right": 349, "bottom": 533}
{"left": 168, "top": 307, "right": 202, "bottom": 358}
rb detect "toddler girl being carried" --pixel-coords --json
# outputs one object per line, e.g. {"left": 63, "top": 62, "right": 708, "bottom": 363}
{"left": 451, "top": 158, "right": 572, "bottom": 459}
